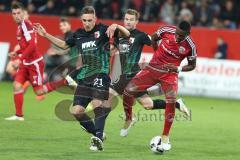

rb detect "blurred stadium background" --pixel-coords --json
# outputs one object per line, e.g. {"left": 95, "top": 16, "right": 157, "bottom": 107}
{"left": 0, "top": 0, "right": 240, "bottom": 160}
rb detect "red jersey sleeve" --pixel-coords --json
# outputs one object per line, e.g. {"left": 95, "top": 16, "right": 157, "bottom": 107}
{"left": 186, "top": 36, "right": 197, "bottom": 60}
{"left": 155, "top": 26, "right": 176, "bottom": 39}
{"left": 20, "top": 20, "right": 37, "bottom": 60}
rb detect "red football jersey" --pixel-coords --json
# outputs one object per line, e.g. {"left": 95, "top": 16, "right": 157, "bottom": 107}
{"left": 16, "top": 20, "right": 42, "bottom": 64}
{"left": 149, "top": 26, "right": 197, "bottom": 68}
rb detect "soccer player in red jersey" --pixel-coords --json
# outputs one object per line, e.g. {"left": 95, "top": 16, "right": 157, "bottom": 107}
{"left": 124, "top": 20, "right": 197, "bottom": 151}
{"left": 6, "top": 9, "right": 45, "bottom": 101}
{"left": 5, "top": 2, "right": 69, "bottom": 121}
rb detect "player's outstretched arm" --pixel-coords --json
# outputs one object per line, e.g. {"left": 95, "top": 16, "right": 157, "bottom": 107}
{"left": 151, "top": 33, "right": 161, "bottom": 51}
{"left": 116, "top": 24, "right": 130, "bottom": 38}
{"left": 34, "top": 23, "right": 69, "bottom": 50}
{"left": 106, "top": 24, "right": 130, "bottom": 38}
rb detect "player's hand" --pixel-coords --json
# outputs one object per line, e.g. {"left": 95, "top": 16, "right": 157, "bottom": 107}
{"left": 9, "top": 51, "right": 17, "bottom": 58}
{"left": 163, "top": 63, "right": 178, "bottom": 73}
{"left": 106, "top": 24, "right": 118, "bottom": 38}
{"left": 12, "top": 59, "right": 22, "bottom": 69}
{"left": 33, "top": 23, "right": 47, "bottom": 37}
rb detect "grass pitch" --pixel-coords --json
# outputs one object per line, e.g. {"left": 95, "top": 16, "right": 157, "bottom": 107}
{"left": 0, "top": 81, "right": 240, "bottom": 160}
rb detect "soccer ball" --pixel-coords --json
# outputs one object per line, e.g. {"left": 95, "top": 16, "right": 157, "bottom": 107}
{"left": 149, "top": 136, "right": 164, "bottom": 154}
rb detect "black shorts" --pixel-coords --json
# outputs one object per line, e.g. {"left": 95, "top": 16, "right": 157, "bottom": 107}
{"left": 110, "top": 74, "right": 147, "bottom": 97}
{"left": 110, "top": 74, "right": 134, "bottom": 95}
{"left": 73, "top": 73, "right": 111, "bottom": 108}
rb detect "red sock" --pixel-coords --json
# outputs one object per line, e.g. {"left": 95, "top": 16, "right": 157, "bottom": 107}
{"left": 44, "top": 79, "right": 67, "bottom": 93}
{"left": 123, "top": 91, "right": 136, "bottom": 121}
{"left": 14, "top": 90, "right": 24, "bottom": 117}
{"left": 162, "top": 103, "right": 176, "bottom": 136}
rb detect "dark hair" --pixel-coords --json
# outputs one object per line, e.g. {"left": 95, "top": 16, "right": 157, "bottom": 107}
{"left": 60, "top": 17, "right": 70, "bottom": 23}
{"left": 80, "top": 6, "right": 95, "bottom": 16}
{"left": 178, "top": 21, "right": 191, "bottom": 32}
{"left": 125, "top": 9, "right": 140, "bottom": 20}
{"left": 11, "top": 2, "right": 25, "bottom": 10}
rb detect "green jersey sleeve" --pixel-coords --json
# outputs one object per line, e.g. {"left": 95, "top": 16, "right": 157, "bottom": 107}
{"left": 65, "top": 33, "right": 76, "bottom": 47}
{"left": 141, "top": 33, "right": 152, "bottom": 46}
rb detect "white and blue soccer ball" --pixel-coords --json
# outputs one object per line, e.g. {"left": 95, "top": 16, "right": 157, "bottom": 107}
{"left": 149, "top": 136, "right": 164, "bottom": 154}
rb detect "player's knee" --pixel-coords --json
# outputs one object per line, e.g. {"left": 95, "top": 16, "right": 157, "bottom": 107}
{"left": 141, "top": 102, "right": 153, "bottom": 110}
{"left": 125, "top": 83, "right": 136, "bottom": 94}
{"left": 6, "top": 67, "right": 13, "bottom": 74}
{"left": 138, "top": 96, "right": 153, "bottom": 110}
{"left": 92, "top": 99, "right": 103, "bottom": 108}
{"left": 71, "top": 105, "right": 85, "bottom": 116}
{"left": 6, "top": 62, "right": 13, "bottom": 73}
{"left": 125, "top": 86, "right": 132, "bottom": 93}
{"left": 13, "top": 81, "right": 22, "bottom": 91}
{"left": 109, "top": 88, "right": 118, "bottom": 97}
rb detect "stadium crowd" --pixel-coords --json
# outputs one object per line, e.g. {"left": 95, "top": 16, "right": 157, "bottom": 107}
{"left": 0, "top": 0, "right": 239, "bottom": 29}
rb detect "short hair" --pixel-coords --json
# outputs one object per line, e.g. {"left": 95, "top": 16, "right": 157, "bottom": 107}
{"left": 125, "top": 9, "right": 140, "bottom": 20}
{"left": 11, "top": 2, "right": 25, "bottom": 10}
{"left": 178, "top": 21, "right": 191, "bottom": 32}
{"left": 60, "top": 17, "right": 70, "bottom": 24}
{"left": 80, "top": 6, "right": 95, "bottom": 16}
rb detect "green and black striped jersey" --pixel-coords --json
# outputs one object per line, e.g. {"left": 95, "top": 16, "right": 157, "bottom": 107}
{"left": 68, "top": 46, "right": 79, "bottom": 67}
{"left": 66, "top": 23, "right": 118, "bottom": 80}
{"left": 116, "top": 29, "right": 151, "bottom": 75}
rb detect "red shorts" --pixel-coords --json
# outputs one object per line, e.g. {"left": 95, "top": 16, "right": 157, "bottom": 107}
{"left": 15, "top": 60, "right": 45, "bottom": 91}
{"left": 130, "top": 65, "right": 178, "bottom": 102}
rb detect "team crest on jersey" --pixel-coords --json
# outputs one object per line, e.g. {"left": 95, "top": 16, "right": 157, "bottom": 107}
{"left": 179, "top": 46, "right": 186, "bottom": 54}
{"left": 129, "top": 37, "right": 135, "bottom": 44}
{"left": 94, "top": 31, "right": 100, "bottom": 38}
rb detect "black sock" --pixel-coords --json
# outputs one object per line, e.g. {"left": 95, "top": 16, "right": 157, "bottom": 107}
{"left": 94, "top": 107, "right": 111, "bottom": 140}
{"left": 152, "top": 99, "right": 166, "bottom": 109}
{"left": 152, "top": 99, "right": 180, "bottom": 110}
{"left": 74, "top": 113, "right": 96, "bottom": 135}
{"left": 175, "top": 101, "right": 180, "bottom": 109}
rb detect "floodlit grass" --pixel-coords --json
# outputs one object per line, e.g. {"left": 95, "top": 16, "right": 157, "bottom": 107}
{"left": 1, "top": 81, "right": 239, "bottom": 160}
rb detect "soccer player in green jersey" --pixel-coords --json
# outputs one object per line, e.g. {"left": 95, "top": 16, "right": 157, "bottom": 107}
{"left": 34, "top": 6, "right": 130, "bottom": 151}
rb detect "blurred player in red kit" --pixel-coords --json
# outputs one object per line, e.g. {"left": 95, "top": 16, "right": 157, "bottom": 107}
{"left": 5, "top": 2, "right": 70, "bottom": 121}
{"left": 6, "top": 9, "right": 45, "bottom": 101}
